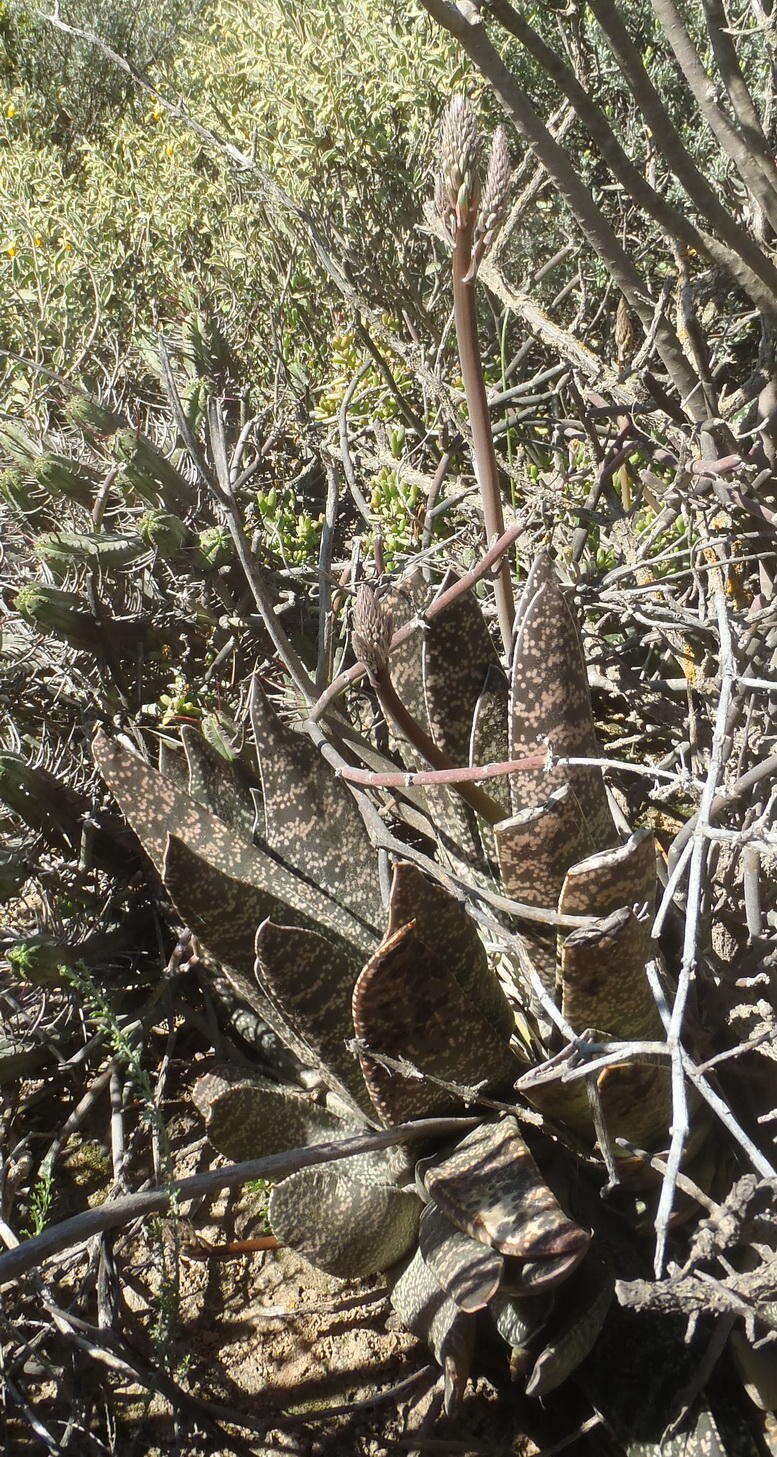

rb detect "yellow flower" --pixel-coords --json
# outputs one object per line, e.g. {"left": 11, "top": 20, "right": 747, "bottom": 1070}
{"left": 6, "top": 244, "right": 16, "bottom": 258}
{"left": 165, "top": 143, "right": 175, "bottom": 156}
{"left": 151, "top": 108, "right": 163, "bottom": 122}
{"left": 60, "top": 238, "right": 73, "bottom": 251}
{"left": 5, "top": 103, "right": 16, "bottom": 119}
{"left": 33, "top": 234, "right": 44, "bottom": 246}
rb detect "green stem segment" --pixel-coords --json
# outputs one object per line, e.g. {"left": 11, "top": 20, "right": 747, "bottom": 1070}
{"left": 374, "top": 666, "right": 505, "bottom": 825}
{"left": 452, "top": 219, "right": 515, "bottom": 655}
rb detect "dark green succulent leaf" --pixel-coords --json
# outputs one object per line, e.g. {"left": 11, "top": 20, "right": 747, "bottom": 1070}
{"left": 596, "top": 1059, "right": 672, "bottom": 1154}
{"left": 269, "top": 1157, "right": 420, "bottom": 1279}
{"left": 0, "top": 1034, "right": 48, "bottom": 1081}
{"left": 182, "top": 725, "right": 259, "bottom": 841}
{"left": 158, "top": 739, "right": 189, "bottom": 787}
{"left": 495, "top": 786, "right": 591, "bottom": 910}
{"left": 163, "top": 835, "right": 316, "bottom": 1066}
{"left": 511, "top": 1248, "right": 589, "bottom": 1292}
{"left": 495, "top": 785, "right": 593, "bottom": 1005}
{"left": 508, "top": 552, "right": 615, "bottom": 848}
{"left": 579, "top": 1307, "right": 740, "bottom": 1457}
{"left": 382, "top": 568, "right": 429, "bottom": 729}
{"left": 386, "top": 862, "right": 514, "bottom": 1041}
{"left": 0, "top": 850, "right": 29, "bottom": 903}
{"left": 625, "top": 1410, "right": 730, "bottom": 1457}
{"left": 191, "top": 1061, "right": 268, "bottom": 1117}
{"left": 423, "top": 574, "right": 502, "bottom": 763}
{"left": 469, "top": 662, "right": 510, "bottom": 815}
{"left": 422, "top": 573, "right": 504, "bottom": 879}
{"left": 352, "top": 921, "right": 519, "bottom": 1126}
{"left": 0, "top": 752, "right": 81, "bottom": 854}
{"left": 730, "top": 1331, "right": 777, "bottom": 1415}
{"left": 197, "top": 1077, "right": 359, "bottom": 1162}
{"left": 556, "top": 833, "right": 661, "bottom": 1139}
{"left": 255, "top": 920, "right": 375, "bottom": 1119}
{"left": 491, "top": 1289, "right": 552, "bottom": 1350}
{"left": 93, "top": 732, "right": 374, "bottom": 951}
{"left": 0, "top": 752, "right": 134, "bottom": 873}
{"left": 418, "top": 1202, "right": 503, "bottom": 1312}
{"left": 560, "top": 905, "right": 664, "bottom": 1044}
{"left": 423, "top": 1117, "right": 590, "bottom": 1261}
{"left": 559, "top": 826, "right": 656, "bottom": 922}
{"left": 390, "top": 1246, "right": 475, "bottom": 1415}
{"left": 249, "top": 675, "right": 382, "bottom": 942}
{"left": 525, "top": 1255, "right": 614, "bottom": 1398}
{"left": 518, "top": 1062, "right": 597, "bottom": 1145}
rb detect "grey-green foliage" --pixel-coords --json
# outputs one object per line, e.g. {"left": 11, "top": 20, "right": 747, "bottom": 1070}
{"left": 2, "top": 0, "right": 207, "bottom": 142}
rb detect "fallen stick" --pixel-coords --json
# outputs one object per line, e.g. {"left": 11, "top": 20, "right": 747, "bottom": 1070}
{"left": 0, "top": 1116, "right": 476, "bottom": 1286}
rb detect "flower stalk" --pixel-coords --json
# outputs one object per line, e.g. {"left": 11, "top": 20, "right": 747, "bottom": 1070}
{"left": 437, "top": 99, "right": 515, "bottom": 654}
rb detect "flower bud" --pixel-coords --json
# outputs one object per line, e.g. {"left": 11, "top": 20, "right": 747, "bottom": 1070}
{"left": 436, "top": 95, "right": 482, "bottom": 234}
{"left": 352, "top": 583, "right": 393, "bottom": 675}
{"left": 474, "top": 126, "right": 513, "bottom": 258}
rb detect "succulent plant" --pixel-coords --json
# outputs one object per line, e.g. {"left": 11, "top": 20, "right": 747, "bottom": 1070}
{"left": 34, "top": 529, "right": 146, "bottom": 574}
{"left": 114, "top": 428, "right": 195, "bottom": 512}
{"left": 15, "top": 583, "right": 153, "bottom": 658}
{"left": 91, "top": 548, "right": 688, "bottom": 1412}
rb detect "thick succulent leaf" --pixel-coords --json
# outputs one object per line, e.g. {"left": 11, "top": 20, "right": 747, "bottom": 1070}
{"left": 197, "top": 1078, "right": 359, "bottom": 1162}
{"left": 386, "top": 862, "right": 514, "bottom": 1041}
{"left": 423, "top": 1118, "right": 589, "bottom": 1261}
{"left": 192, "top": 1061, "right": 277, "bottom": 1118}
{"left": 513, "top": 1248, "right": 590, "bottom": 1293}
{"left": 249, "top": 676, "right": 382, "bottom": 940}
{"left": 518, "top": 1068, "right": 597, "bottom": 1146}
{"left": 383, "top": 568, "right": 429, "bottom": 729}
{"left": 495, "top": 786, "right": 592, "bottom": 910}
{"left": 730, "top": 1330, "right": 777, "bottom": 1413}
{"left": 422, "top": 574, "right": 504, "bottom": 879}
{"left": 469, "top": 662, "right": 510, "bottom": 866}
{"left": 390, "top": 1246, "right": 475, "bottom": 1415}
{"left": 512, "top": 548, "right": 548, "bottom": 639}
{"left": 269, "top": 1156, "right": 420, "bottom": 1279}
{"left": 181, "top": 726, "right": 259, "bottom": 841}
{"left": 495, "top": 786, "right": 594, "bottom": 1013}
{"left": 625, "top": 1411, "right": 730, "bottom": 1457}
{"left": 579, "top": 1308, "right": 737, "bottom": 1457}
{"left": 491, "top": 1289, "right": 552, "bottom": 1351}
{"left": 559, "top": 826, "right": 656, "bottom": 921}
{"left": 525, "top": 1255, "right": 614, "bottom": 1398}
{"left": 352, "top": 922, "right": 519, "bottom": 1125}
{"left": 469, "top": 663, "right": 510, "bottom": 810}
{"left": 596, "top": 1060, "right": 672, "bottom": 1153}
{"left": 255, "top": 920, "right": 374, "bottom": 1118}
{"left": 508, "top": 552, "right": 615, "bottom": 848}
{"left": 418, "top": 1202, "right": 503, "bottom": 1312}
{"left": 526, "top": 1034, "right": 671, "bottom": 1158}
{"left": 93, "top": 732, "right": 374, "bottom": 952}
{"left": 162, "top": 835, "right": 319, "bottom": 1070}
{"left": 560, "top": 906, "right": 664, "bottom": 1043}
{"left": 158, "top": 740, "right": 189, "bottom": 787}
{"left": 423, "top": 575, "right": 501, "bottom": 761}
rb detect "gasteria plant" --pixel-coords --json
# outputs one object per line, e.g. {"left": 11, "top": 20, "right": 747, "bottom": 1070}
{"left": 91, "top": 546, "right": 679, "bottom": 1412}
